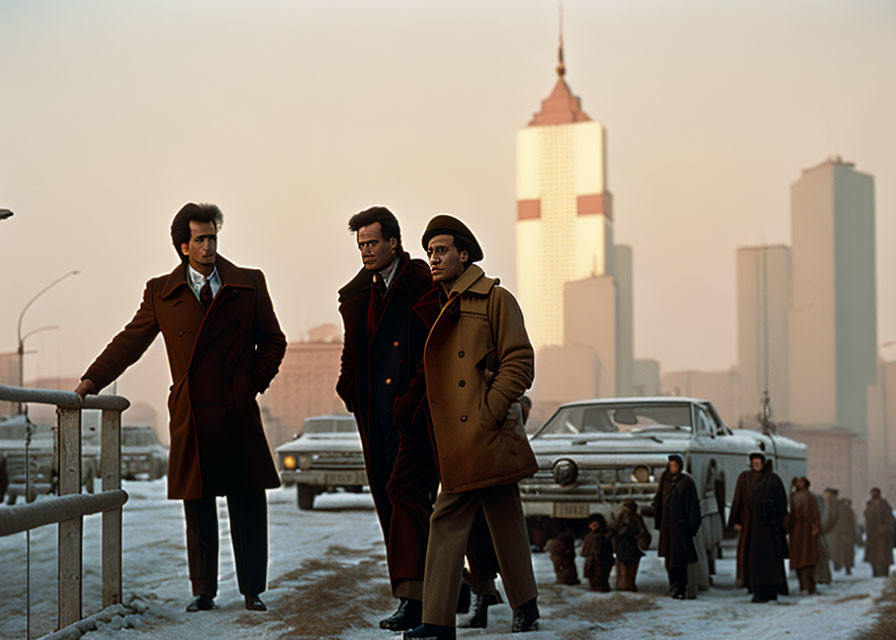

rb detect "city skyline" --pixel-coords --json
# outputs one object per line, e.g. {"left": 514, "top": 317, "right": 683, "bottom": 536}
{"left": 1, "top": 1, "right": 894, "bottom": 426}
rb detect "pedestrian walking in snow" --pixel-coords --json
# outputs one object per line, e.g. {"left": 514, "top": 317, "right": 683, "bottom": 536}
{"left": 788, "top": 477, "right": 820, "bottom": 594}
{"left": 653, "top": 454, "right": 701, "bottom": 599}
{"left": 864, "top": 487, "right": 895, "bottom": 577}
{"left": 833, "top": 497, "right": 857, "bottom": 575}
{"left": 728, "top": 452, "right": 789, "bottom": 602}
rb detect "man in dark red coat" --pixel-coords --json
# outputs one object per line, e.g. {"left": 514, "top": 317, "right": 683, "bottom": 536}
{"left": 336, "top": 206, "right": 439, "bottom": 631}
{"left": 75, "top": 203, "right": 286, "bottom": 613}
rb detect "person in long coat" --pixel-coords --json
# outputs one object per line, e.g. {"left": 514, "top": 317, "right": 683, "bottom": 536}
{"left": 788, "top": 477, "right": 820, "bottom": 594}
{"left": 75, "top": 203, "right": 285, "bottom": 612}
{"left": 728, "top": 452, "right": 789, "bottom": 602}
{"left": 581, "top": 515, "right": 614, "bottom": 592}
{"left": 336, "top": 206, "right": 440, "bottom": 631}
{"left": 864, "top": 487, "right": 895, "bottom": 577}
{"left": 652, "top": 454, "right": 701, "bottom": 599}
{"left": 814, "top": 490, "right": 833, "bottom": 585}
{"left": 833, "top": 497, "right": 857, "bottom": 575}
{"left": 405, "top": 216, "right": 539, "bottom": 640}
{"left": 613, "top": 499, "right": 650, "bottom": 591}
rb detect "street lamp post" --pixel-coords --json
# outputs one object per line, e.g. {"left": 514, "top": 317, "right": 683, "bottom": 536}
{"left": 16, "top": 270, "right": 79, "bottom": 414}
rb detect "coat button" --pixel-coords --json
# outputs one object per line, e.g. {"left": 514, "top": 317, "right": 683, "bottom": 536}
{"left": 385, "top": 378, "right": 392, "bottom": 385}
{"left": 178, "top": 331, "right": 185, "bottom": 337}
{"left": 393, "top": 341, "right": 399, "bottom": 347}
{"left": 460, "top": 415, "right": 467, "bottom": 422}
{"left": 458, "top": 350, "right": 465, "bottom": 358}
{"left": 459, "top": 380, "right": 466, "bottom": 387}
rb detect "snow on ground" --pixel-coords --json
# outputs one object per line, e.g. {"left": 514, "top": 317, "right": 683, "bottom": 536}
{"left": 0, "top": 479, "right": 887, "bottom": 639}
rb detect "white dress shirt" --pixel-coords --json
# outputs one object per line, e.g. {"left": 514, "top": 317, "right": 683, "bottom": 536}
{"left": 378, "top": 256, "right": 400, "bottom": 290}
{"left": 187, "top": 264, "right": 222, "bottom": 303}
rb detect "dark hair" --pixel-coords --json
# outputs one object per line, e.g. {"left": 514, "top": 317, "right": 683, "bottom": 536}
{"left": 589, "top": 513, "right": 608, "bottom": 530}
{"left": 348, "top": 206, "right": 401, "bottom": 248}
{"left": 170, "top": 203, "right": 223, "bottom": 262}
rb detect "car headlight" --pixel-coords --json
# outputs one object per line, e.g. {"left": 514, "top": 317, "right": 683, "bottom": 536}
{"left": 282, "top": 455, "right": 297, "bottom": 470}
{"left": 631, "top": 465, "right": 651, "bottom": 483}
{"left": 552, "top": 458, "right": 578, "bottom": 486}
{"left": 298, "top": 454, "right": 313, "bottom": 470}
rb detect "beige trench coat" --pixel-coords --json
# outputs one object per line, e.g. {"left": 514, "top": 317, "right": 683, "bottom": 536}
{"left": 423, "top": 265, "right": 537, "bottom": 493}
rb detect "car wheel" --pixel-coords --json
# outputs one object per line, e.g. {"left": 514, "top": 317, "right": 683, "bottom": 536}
{"left": 6, "top": 493, "right": 16, "bottom": 506}
{"left": 149, "top": 458, "right": 164, "bottom": 480}
{"left": 297, "top": 484, "right": 315, "bottom": 510}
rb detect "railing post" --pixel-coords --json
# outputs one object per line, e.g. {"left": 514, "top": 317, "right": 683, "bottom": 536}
{"left": 57, "top": 406, "right": 82, "bottom": 629}
{"left": 100, "top": 408, "right": 122, "bottom": 607}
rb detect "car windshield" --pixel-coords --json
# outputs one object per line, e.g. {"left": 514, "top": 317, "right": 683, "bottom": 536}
{"left": 302, "top": 418, "right": 357, "bottom": 434}
{"left": 536, "top": 403, "right": 693, "bottom": 436}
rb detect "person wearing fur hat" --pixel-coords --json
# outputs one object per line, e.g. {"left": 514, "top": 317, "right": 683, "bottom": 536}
{"left": 728, "top": 452, "right": 789, "bottom": 602}
{"left": 652, "top": 454, "right": 701, "bottom": 599}
{"left": 405, "top": 215, "right": 539, "bottom": 640}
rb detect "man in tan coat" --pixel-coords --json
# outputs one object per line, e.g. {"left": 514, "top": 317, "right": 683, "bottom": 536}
{"left": 75, "top": 203, "right": 286, "bottom": 612}
{"left": 405, "top": 215, "right": 539, "bottom": 640}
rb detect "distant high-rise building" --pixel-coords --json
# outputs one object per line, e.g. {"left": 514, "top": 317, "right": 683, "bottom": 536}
{"left": 788, "top": 157, "right": 876, "bottom": 433}
{"left": 516, "top": 31, "right": 632, "bottom": 401}
{"left": 736, "top": 245, "right": 791, "bottom": 423}
{"left": 516, "top": 41, "right": 613, "bottom": 352}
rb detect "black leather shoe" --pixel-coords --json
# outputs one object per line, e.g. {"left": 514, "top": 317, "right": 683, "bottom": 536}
{"left": 186, "top": 595, "right": 215, "bottom": 612}
{"left": 380, "top": 598, "right": 422, "bottom": 631}
{"left": 403, "top": 623, "right": 456, "bottom": 640}
{"left": 459, "top": 592, "right": 502, "bottom": 628}
{"left": 244, "top": 594, "right": 267, "bottom": 611}
{"left": 511, "top": 598, "right": 539, "bottom": 632}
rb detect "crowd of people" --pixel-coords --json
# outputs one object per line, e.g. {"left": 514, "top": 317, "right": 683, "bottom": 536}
{"left": 540, "top": 451, "right": 896, "bottom": 604}
{"left": 70, "top": 201, "right": 896, "bottom": 639}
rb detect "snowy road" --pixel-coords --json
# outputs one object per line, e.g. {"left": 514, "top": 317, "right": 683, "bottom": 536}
{"left": 0, "top": 479, "right": 887, "bottom": 639}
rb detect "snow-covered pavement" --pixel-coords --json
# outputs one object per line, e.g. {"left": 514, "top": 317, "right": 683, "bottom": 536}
{"left": 0, "top": 479, "right": 887, "bottom": 639}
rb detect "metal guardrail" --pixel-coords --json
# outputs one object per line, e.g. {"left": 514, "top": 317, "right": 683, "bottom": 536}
{"left": 0, "top": 384, "right": 130, "bottom": 637}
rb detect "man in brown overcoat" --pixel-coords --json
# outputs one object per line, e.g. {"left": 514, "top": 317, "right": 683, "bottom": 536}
{"left": 788, "top": 477, "right": 820, "bottom": 594}
{"left": 336, "top": 206, "right": 440, "bottom": 631}
{"left": 75, "top": 203, "right": 286, "bottom": 612}
{"left": 864, "top": 487, "right": 895, "bottom": 577}
{"left": 405, "top": 215, "right": 539, "bottom": 640}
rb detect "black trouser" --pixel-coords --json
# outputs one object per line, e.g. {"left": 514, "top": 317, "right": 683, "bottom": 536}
{"left": 666, "top": 561, "right": 688, "bottom": 596}
{"left": 183, "top": 491, "right": 268, "bottom": 597}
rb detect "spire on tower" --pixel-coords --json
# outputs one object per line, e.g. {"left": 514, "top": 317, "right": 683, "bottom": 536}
{"left": 556, "top": 0, "right": 566, "bottom": 77}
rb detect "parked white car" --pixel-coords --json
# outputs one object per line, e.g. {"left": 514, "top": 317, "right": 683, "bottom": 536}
{"left": 274, "top": 415, "right": 365, "bottom": 510}
{"left": 521, "top": 397, "right": 807, "bottom": 524}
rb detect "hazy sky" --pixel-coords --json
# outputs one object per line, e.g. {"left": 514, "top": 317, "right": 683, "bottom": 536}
{"left": 2, "top": 0, "right": 894, "bottom": 427}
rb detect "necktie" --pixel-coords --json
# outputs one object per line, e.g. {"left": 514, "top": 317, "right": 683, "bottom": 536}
{"left": 199, "top": 279, "right": 213, "bottom": 310}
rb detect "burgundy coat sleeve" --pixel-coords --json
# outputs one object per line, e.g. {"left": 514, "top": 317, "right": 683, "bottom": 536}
{"left": 336, "top": 327, "right": 356, "bottom": 412}
{"left": 82, "top": 281, "right": 160, "bottom": 391}
{"left": 250, "top": 271, "right": 286, "bottom": 393}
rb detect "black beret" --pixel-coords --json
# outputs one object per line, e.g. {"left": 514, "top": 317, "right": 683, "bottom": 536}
{"left": 421, "top": 214, "right": 484, "bottom": 263}
{"left": 668, "top": 454, "right": 684, "bottom": 466}
{"left": 749, "top": 452, "right": 766, "bottom": 461}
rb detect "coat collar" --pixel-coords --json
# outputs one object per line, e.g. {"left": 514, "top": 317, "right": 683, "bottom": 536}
{"left": 338, "top": 251, "right": 411, "bottom": 304}
{"left": 161, "top": 255, "right": 254, "bottom": 300}
{"left": 446, "top": 264, "right": 499, "bottom": 299}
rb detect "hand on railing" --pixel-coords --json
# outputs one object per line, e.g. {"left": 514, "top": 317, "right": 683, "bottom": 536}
{"left": 74, "top": 379, "right": 97, "bottom": 398}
